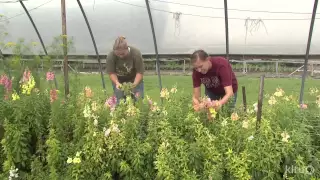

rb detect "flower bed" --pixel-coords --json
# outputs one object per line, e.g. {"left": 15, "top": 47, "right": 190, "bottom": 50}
{"left": 0, "top": 70, "right": 320, "bottom": 180}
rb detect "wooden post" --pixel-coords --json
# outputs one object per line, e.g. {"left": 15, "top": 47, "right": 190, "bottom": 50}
{"left": 256, "top": 75, "right": 265, "bottom": 130}
{"left": 311, "top": 63, "right": 314, "bottom": 76}
{"left": 61, "top": 0, "right": 69, "bottom": 98}
{"left": 242, "top": 86, "right": 247, "bottom": 112}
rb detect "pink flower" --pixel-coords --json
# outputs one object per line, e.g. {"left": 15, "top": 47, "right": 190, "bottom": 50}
{"left": 105, "top": 96, "right": 117, "bottom": 110}
{"left": 0, "top": 74, "right": 12, "bottom": 92}
{"left": 46, "top": 71, "right": 55, "bottom": 81}
{"left": 50, "top": 89, "right": 58, "bottom": 103}
{"left": 300, "top": 104, "right": 308, "bottom": 109}
{"left": 22, "top": 70, "right": 31, "bottom": 83}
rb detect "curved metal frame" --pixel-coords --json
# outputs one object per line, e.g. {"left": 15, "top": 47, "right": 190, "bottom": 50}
{"left": 77, "top": 0, "right": 107, "bottom": 95}
{"left": 299, "top": 0, "right": 318, "bottom": 105}
{"left": 19, "top": 0, "right": 58, "bottom": 89}
{"left": 224, "top": 0, "right": 230, "bottom": 60}
{"left": 5, "top": 0, "right": 317, "bottom": 104}
{"left": 145, "top": 0, "right": 163, "bottom": 102}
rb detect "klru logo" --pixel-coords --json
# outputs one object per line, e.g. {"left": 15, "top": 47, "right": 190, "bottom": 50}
{"left": 285, "top": 165, "right": 315, "bottom": 175}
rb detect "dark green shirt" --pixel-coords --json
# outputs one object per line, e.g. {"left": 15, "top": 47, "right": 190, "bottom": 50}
{"left": 106, "top": 46, "right": 145, "bottom": 83}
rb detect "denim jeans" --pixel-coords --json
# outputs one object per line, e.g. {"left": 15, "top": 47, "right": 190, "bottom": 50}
{"left": 111, "top": 81, "right": 144, "bottom": 105}
{"left": 205, "top": 88, "right": 237, "bottom": 109}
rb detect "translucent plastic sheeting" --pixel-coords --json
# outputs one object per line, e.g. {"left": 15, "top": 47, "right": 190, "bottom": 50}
{"left": 228, "top": 0, "right": 320, "bottom": 55}
{"left": 0, "top": 1, "right": 43, "bottom": 55}
{"left": 0, "top": 0, "right": 319, "bottom": 55}
{"left": 309, "top": 3, "right": 319, "bottom": 55}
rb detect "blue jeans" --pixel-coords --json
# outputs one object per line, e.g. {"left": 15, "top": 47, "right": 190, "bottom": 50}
{"left": 112, "top": 81, "right": 144, "bottom": 105}
{"left": 205, "top": 88, "right": 237, "bottom": 109}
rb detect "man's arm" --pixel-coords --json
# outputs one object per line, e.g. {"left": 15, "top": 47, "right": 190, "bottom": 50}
{"left": 217, "top": 63, "right": 234, "bottom": 106}
{"left": 133, "top": 49, "right": 145, "bottom": 86}
{"left": 219, "top": 85, "right": 234, "bottom": 105}
{"left": 193, "top": 87, "right": 201, "bottom": 105}
{"left": 192, "top": 71, "right": 201, "bottom": 104}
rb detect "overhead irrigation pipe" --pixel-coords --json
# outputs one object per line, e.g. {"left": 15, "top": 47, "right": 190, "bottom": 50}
{"left": 223, "top": 0, "right": 230, "bottom": 60}
{"left": 76, "top": 0, "right": 107, "bottom": 95}
{"left": 145, "top": 0, "right": 163, "bottom": 103}
{"left": 299, "top": 0, "right": 318, "bottom": 105}
{"left": 19, "top": 0, "right": 58, "bottom": 89}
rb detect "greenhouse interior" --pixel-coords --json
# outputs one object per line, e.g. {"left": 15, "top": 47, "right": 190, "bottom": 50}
{"left": 0, "top": 0, "right": 320, "bottom": 179}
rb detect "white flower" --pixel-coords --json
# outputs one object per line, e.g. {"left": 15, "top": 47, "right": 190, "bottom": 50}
{"left": 112, "top": 124, "right": 120, "bottom": 133}
{"left": 221, "top": 119, "right": 227, "bottom": 127}
{"left": 253, "top": 103, "right": 258, "bottom": 112}
{"left": 248, "top": 135, "right": 254, "bottom": 141}
{"left": 281, "top": 131, "right": 290, "bottom": 142}
{"left": 93, "top": 132, "right": 97, "bottom": 137}
{"left": 104, "top": 128, "right": 111, "bottom": 137}
{"left": 76, "top": 151, "right": 81, "bottom": 157}
{"left": 83, "top": 104, "right": 91, "bottom": 118}
{"left": 9, "top": 166, "right": 19, "bottom": 180}
{"left": 93, "top": 119, "right": 98, "bottom": 127}
{"left": 268, "top": 96, "right": 277, "bottom": 105}
{"left": 163, "top": 110, "right": 168, "bottom": 116}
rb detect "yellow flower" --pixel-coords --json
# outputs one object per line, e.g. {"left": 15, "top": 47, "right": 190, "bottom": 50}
{"left": 309, "top": 87, "right": 319, "bottom": 95}
{"left": 283, "top": 96, "right": 290, "bottom": 101}
{"left": 12, "top": 92, "right": 20, "bottom": 101}
{"left": 91, "top": 101, "right": 98, "bottom": 111}
{"left": 31, "top": 42, "right": 38, "bottom": 46}
{"left": 242, "top": 120, "right": 249, "bottom": 129}
{"left": 5, "top": 42, "right": 16, "bottom": 47}
{"left": 170, "top": 87, "right": 177, "bottom": 93}
{"left": 160, "top": 88, "right": 170, "bottom": 99}
{"left": 67, "top": 157, "right": 73, "bottom": 164}
{"left": 231, "top": 112, "right": 239, "bottom": 121}
{"left": 274, "top": 88, "right": 284, "bottom": 97}
{"left": 268, "top": 96, "right": 277, "bottom": 105}
{"left": 76, "top": 151, "right": 81, "bottom": 157}
{"left": 73, "top": 157, "right": 81, "bottom": 164}
{"left": 126, "top": 105, "right": 138, "bottom": 116}
{"left": 281, "top": 131, "right": 290, "bottom": 142}
{"left": 209, "top": 107, "right": 217, "bottom": 119}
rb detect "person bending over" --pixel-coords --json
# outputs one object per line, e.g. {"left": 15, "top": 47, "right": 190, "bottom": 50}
{"left": 106, "top": 36, "right": 145, "bottom": 104}
{"left": 191, "top": 49, "right": 238, "bottom": 110}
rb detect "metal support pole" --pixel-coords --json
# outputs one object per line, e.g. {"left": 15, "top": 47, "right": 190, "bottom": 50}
{"left": 145, "top": 0, "right": 163, "bottom": 102}
{"left": 299, "top": 0, "right": 318, "bottom": 105}
{"left": 223, "top": 0, "right": 229, "bottom": 61}
{"left": 77, "top": 0, "right": 106, "bottom": 95}
{"left": 61, "top": 0, "right": 69, "bottom": 98}
{"left": 19, "top": 0, "right": 58, "bottom": 89}
{"left": 256, "top": 75, "right": 265, "bottom": 131}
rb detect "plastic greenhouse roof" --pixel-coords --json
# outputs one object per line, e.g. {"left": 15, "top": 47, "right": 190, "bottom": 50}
{"left": 0, "top": 0, "right": 319, "bottom": 56}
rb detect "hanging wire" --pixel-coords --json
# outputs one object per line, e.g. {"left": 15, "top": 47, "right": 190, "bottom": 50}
{"left": 2, "top": 0, "right": 320, "bottom": 22}
{"left": 151, "top": 0, "right": 320, "bottom": 15}
{"left": 243, "top": 18, "right": 268, "bottom": 60}
{"left": 173, "top": 12, "right": 181, "bottom": 36}
{"left": 0, "top": 0, "right": 53, "bottom": 22}
{"left": 110, "top": 0, "right": 320, "bottom": 21}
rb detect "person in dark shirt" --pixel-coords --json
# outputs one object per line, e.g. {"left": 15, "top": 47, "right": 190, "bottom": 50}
{"left": 106, "top": 36, "right": 145, "bottom": 104}
{"left": 191, "top": 49, "right": 238, "bottom": 110}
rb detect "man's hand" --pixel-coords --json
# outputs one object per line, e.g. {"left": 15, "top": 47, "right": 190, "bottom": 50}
{"left": 115, "top": 82, "right": 122, "bottom": 90}
{"left": 211, "top": 100, "right": 222, "bottom": 110}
